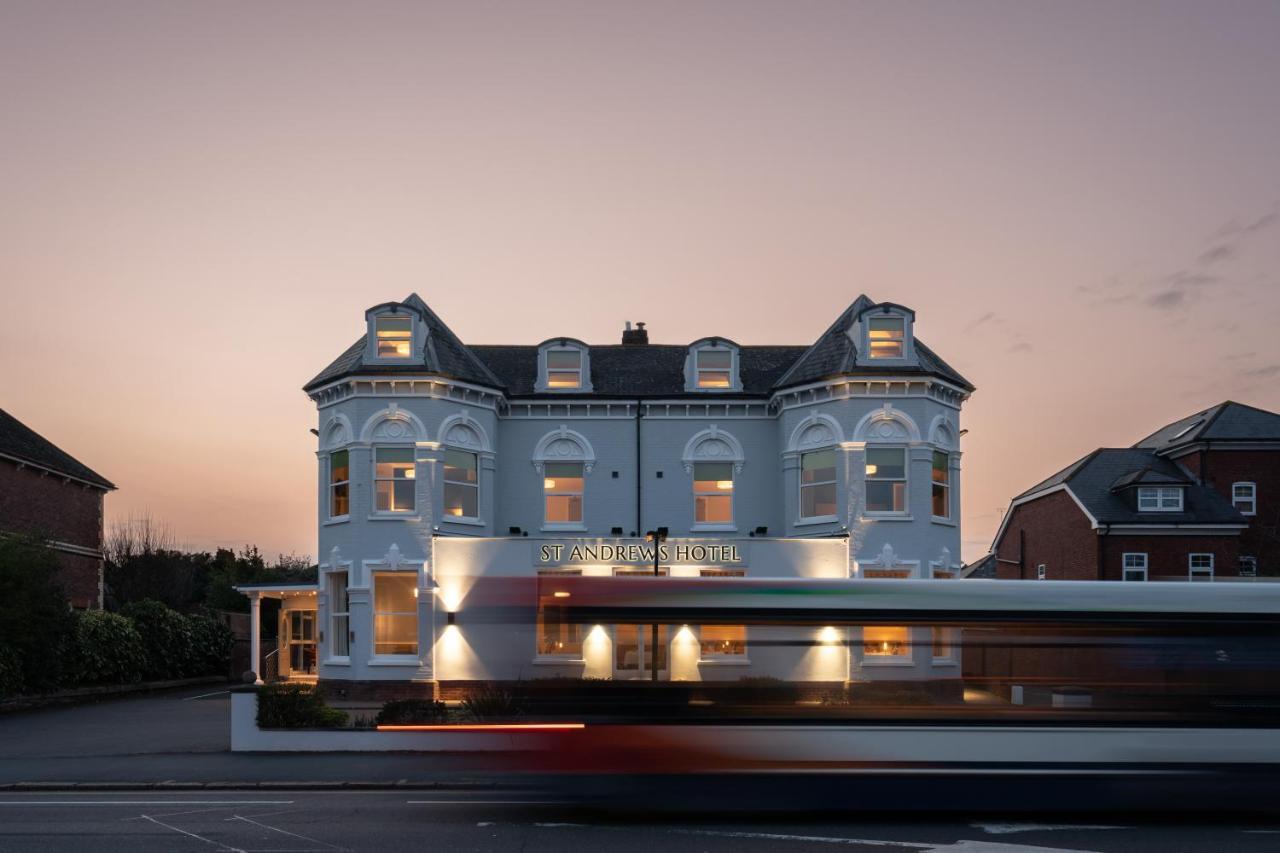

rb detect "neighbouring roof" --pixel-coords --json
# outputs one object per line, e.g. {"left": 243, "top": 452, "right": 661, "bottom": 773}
{"left": 0, "top": 409, "right": 115, "bottom": 490}
{"left": 1014, "top": 447, "right": 1243, "bottom": 527}
{"left": 1134, "top": 401, "right": 1280, "bottom": 452}
{"left": 961, "top": 553, "right": 998, "bottom": 579}
{"left": 304, "top": 292, "right": 976, "bottom": 396}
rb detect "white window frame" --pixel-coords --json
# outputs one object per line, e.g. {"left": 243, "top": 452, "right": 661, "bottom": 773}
{"left": 1238, "top": 555, "right": 1258, "bottom": 577}
{"left": 695, "top": 348, "right": 734, "bottom": 389}
{"left": 373, "top": 314, "right": 414, "bottom": 360}
{"left": 371, "top": 571, "right": 419, "bottom": 660}
{"left": 545, "top": 346, "right": 583, "bottom": 390}
{"left": 692, "top": 461, "right": 736, "bottom": 531}
{"left": 1188, "top": 553, "right": 1214, "bottom": 582}
{"left": 931, "top": 450, "right": 951, "bottom": 521}
{"left": 798, "top": 448, "right": 839, "bottom": 523}
{"left": 1232, "top": 482, "right": 1257, "bottom": 516}
{"left": 328, "top": 450, "right": 350, "bottom": 521}
{"left": 866, "top": 314, "right": 906, "bottom": 360}
{"left": 442, "top": 448, "right": 481, "bottom": 523}
{"left": 1137, "top": 486, "right": 1183, "bottom": 512}
{"left": 372, "top": 446, "right": 417, "bottom": 515}
{"left": 1122, "top": 553, "right": 1148, "bottom": 582}
{"left": 1036, "top": 564, "right": 1047, "bottom": 580}
{"left": 327, "top": 571, "right": 350, "bottom": 662}
{"left": 864, "top": 446, "right": 908, "bottom": 516}
{"left": 543, "top": 461, "right": 585, "bottom": 530}
{"left": 684, "top": 340, "right": 742, "bottom": 392}
{"left": 535, "top": 341, "right": 592, "bottom": 393}
{"left": 861, "top": 625, "right": 914, "bottom": 667}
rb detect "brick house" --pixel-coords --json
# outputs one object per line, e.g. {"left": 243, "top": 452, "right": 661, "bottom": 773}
{"left": 0, "top": 409, "right": 115, "bottom": 608}
{"left": 990, "top": 401, "right": 1279, "bottom": 581}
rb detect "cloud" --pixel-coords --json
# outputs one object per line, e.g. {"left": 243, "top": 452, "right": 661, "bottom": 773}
{"left": 964, "top": 311, "right": 998, "bottom": 332}
{"left": 1241, "top": 364, "right": 1280, "bottom": 379}
{"left": 1147, "top": 290, "right": 1186, "bottom": 310}
{"left": 1215, "top": 210, "right": 1278, "bottom": 241}
{"left": 1197, "top": 244, "right": 1234, "bottom": 265}
{"left": 1225, "top": 352, "right": 1256, "bottom": 361}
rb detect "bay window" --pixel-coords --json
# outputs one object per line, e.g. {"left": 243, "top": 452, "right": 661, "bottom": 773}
{"left": 865, "top": 447, "right": 906, "bottom": 513}
{"left": 372, "top": 572, "right": 418, "bottom": 656}
{"left": 694, "top": 462, "right": 734, "bottom": 525}
{"left": 328, "top": 450, "right": 349, "bottom": 518}
{"left": 443, "top": 449, "right": 479, "bottom": 519}
{"left": 543, "top": 462, "right": 584, "bottom": 525}
{"left": 799, "top": 449, "right": 838, "bottom": 520}
{"left": 374, "top": 447, "right": 416, "bottom": 513}
{"left": 931, "top": 450, "right": 950, "bottom": 519}
{"left": 329, "top": 571, "right": 349, "bottom": 658}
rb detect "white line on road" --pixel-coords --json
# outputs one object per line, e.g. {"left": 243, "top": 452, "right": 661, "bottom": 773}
{"left": 0, "top": 800, "right": 294, "bottom": 806}
{"left": 406, "top": 800, "right": 562, "bottom": 805}
{"left": 182, "top": 690, "right": 231, "bottom": 701}
{"left": 140, "top": 813, "right": 246, "bottom": 853}
{"left": 973, "top": 824, "right": 1125, "bottom": 835}
{"left": 229, "top": 814, "right": 349, "bottom": 852}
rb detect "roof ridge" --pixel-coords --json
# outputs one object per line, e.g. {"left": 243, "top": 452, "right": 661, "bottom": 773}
{"left": 401, "top": 293, "right": 506, "bottom": 389}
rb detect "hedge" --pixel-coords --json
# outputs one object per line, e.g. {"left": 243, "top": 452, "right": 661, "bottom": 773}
{"left": 257, "top": 683, "right": 348, "bottom": 728}
{"left": 67, "top": 610, "right": 146, "bottom": 686}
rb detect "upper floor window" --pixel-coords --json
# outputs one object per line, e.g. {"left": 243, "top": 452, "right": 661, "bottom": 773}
{"left": 865, "top": 447, "right": 906, "bottom": 514}
{"left": 443, "top": 450, "right": 479, "bottom": 520}
{"left": 1122, "top": 553, "right": 1148, "bottom": 582}
{"left": 1233, "top": 482, "right": 1257, "bottom": 516}
{"left": 374, "top": 447, "right": 416, "bottom": 513}
{"left": 696, "top": 349, "right": 733, "bottom": 388}
{"left": 931, "top": 451, "right": 950, "bottom": 519}
{"left": 1239, "top": 555, "right": 1258, "bottom": 577}
{"left": 375, "top": 315, "right": 413, "bottom": 359}
{"left": 694, "top": 462, "right": 735, "bottom": 525}
{"left": 1189, "top": 553, "right": 1214, "bottom": 582}
{"left": 1137, "top": 486, "right": 1182, "bottom": 511}
{"left": 328, "top": 450, "right": 350, "bottom": 519}
{"left": 867, "top": 315, "right": 905, "bottom": 359}
{"left": 544, "top": 462, "right": 584, "bottom": 526}
{"left": 546, "top": 349, "right": 583, "bottom": 389}
{"left": 800, "top": 449, "right": 837, "bottom": 520}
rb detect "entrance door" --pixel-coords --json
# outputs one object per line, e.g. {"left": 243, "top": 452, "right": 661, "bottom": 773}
{"left": 614, "top": 624, "right": 668, "bottom": 680}
{"left": 286, "top": 610, "right": 317, "bottom": 676}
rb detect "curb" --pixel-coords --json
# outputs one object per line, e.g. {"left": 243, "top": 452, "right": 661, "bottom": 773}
{"left": 0, "top": 780, "right": 512, "bottom": 792}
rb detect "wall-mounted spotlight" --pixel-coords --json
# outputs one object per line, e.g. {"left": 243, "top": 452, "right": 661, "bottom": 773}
{"left": 611, "top": 527, "right": 624, "bottom": 536}
{"left": 446, "top": 611, "right": 457, "bottom": 626}
{"left": 508, "top": 526, "right": 522, "bottom": 536}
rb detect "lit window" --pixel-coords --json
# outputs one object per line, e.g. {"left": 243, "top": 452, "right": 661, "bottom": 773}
{"left": 536, "top": 570, "right": 583, "bottom": 657}
{"left": 931, "top": 627, "right": 955, "bottom": 661}
{"left": 1232, "top": 482, "right": 1256, "bottom": 516}
{"left": 800, "top": 449, "right": 838, "bottom": 520}
{"left": 695, "top": 349, "right": 733, "bottom": 388}
{"left": 375, "top": 315, "right": 413, "bottom": 359}
{"left": 863, "top": 567, "right": 913, "bottom": 579}
{"left": 700, "top": 625, "right": 747, "bottom": 658}
{"left": 546, "top": 349, "right": 583, "bottom": 389}
{"left": 1238, "top": 556, "right": 1258, "bottom": 577}
{"left": 544, "top": 462, "right": 584, "bottom": 524}
{"left": 865, "top": 447, "right": 906, "bottom": 513}
{"left": 374, "top": 448, "right": 416, "bottom": 513}
{"left": 1122, "top": 553, "right": 1148, "bottom": 582}
{"left": 329, "top": 571, "right": 349, "bottom": 658}
{"left": 373, "top": 572, "right": 418, "bottom": 656}
{"left": 1036, "top": 564, "right": 1047, "bottom": 580}
{"left": 867, "top": 316, "right": 905, "bottom": 359}
{"left": 694, "top": 462, "right": 734, "bottom": 524}
{"left": 699, "top": 568, "right": 746, "bottom": 577}
{"left": 1189, "top": 553, "right": 1214, "bottom": 582}
{"left": 1137, "top": 487, "right": 1183, "bottom": 511}
{"left": 443, "top": 449, "right": 479, "bottom": 519}
{"left": 863, "top": 625, "right": 909, "bottom": 657}
{"left": 328, "top": 450, "right": 350, "bottom": 518}
{"left": 931, "top": 451, "right": 950, "bottom": 519}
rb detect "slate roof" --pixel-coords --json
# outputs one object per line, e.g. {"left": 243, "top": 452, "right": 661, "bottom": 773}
{"left": 0, "top": 409, "right": 115, "bottom": 490}
{"left": 961, "top": 552, "right": 998, "bottom": 579}
{"left": 1015, "top": 447, "right": 1243, "bottom": 526}
{"left": 304, "top": 292, "right": 976, "bottom": 397}
{"left": 1134, "top": 401, "right": 1280, "bottom": 452}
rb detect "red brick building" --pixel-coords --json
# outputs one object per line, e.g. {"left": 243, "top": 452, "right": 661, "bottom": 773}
{"left": 0, "top": 409, "right": 115, "bottom": 608}
{"left": 989, "top": 401, "right": 1279, "bottom": 581}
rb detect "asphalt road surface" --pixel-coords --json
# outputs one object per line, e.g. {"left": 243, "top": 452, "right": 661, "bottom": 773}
{"left": 1, "top": 791, "right": 1278, "bottom": 853}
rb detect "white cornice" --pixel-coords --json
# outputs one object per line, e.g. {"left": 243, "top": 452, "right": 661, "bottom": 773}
{"left": 0, "top": 452, "right": 114, "bottom": 491}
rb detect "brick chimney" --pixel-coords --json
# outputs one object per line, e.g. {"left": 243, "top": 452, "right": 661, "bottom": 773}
{"left": 622, "top": 321, "right": 649, "bottom": 345}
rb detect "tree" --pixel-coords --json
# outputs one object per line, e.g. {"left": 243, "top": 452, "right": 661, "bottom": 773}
{"left": 0, "top": 537, "right": 75, "bottom": 693}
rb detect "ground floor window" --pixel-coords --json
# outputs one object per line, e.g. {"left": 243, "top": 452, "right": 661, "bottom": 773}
{"left": 931, "top": 626, "right": 956, "bottom": 662}
{"left": 536, "top": 570, "right": 583, "bottom": 657}
{"left": 286, "top": 610, "right": 316, "bottom": 674}
{"left": 1239, "top": 556, "right": 1257, "bottom": 577}
{"left": 615, "top": 624, "right": 667, "bottom": 674}
{"left": 1189, "top": 553, "right": 1214, "bottom": 582}
{"left": 863, "top": 625, "right": 909, "bottom": 657}
{"left": 863, "top": 567, "right": 913, "bottom": 579}
{"left": 373, "top": 572, "right": 418, "bottom": 656}
{"left": 1122, "top": 553, "right": 1148, "bottom": 582}
{"left": 329, "top": 571, "right": 349, "bottom": 657}
{"left": 699, "top": 625, "right": 747, "bottom": 658}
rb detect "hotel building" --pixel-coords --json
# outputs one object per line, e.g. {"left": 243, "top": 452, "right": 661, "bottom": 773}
{"left": 241, "top": 294, "right": 974, "bottom": 698}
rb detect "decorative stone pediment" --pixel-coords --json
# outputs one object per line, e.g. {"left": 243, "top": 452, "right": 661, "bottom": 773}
{"left": 532, "top": 425, "right": 596, "bottom": 474}
{"left": 682, "top": 424, "right": 745, "bottom": 474}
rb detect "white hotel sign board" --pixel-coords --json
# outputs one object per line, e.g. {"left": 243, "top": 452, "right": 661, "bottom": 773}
{"left": 537, "top": 540, "right": 746, "bottom": 568}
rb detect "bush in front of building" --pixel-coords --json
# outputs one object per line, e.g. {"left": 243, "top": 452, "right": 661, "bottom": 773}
{"left": 66, "top": 610, "right": 146, "bottom": 687}
{"left": 256, "top": 683, "right": 348, "bottom": 728}
{"left": 0, "top": 536, "right": 77, "bottom": 696}
{"left": 461, "top": 685, "right": 524, "bottom": 722}
{"left": 185, "top": 611, "right": 235, "bottom": 677}
{"left": 122, "top": 599, "right": 197, "bottom": 680}
{"left": 375, "top": 698, "right": 449, "bottom": 725}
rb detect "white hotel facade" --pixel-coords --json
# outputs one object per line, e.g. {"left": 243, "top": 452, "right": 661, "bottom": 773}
{"left": 242, "top": 294, "right": 974, "bottom": 698}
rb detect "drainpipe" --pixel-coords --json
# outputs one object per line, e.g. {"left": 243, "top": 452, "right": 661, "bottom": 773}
{"left": 1097, "top": 524, "right": 1110, "bottom": 580}
{"left": 635, "top": 399, "right": 643, "bottom": 536}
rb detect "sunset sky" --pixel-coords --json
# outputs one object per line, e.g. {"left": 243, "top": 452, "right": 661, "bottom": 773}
{"left": 2, "top": 1, "right": 1278, "bottom": 562}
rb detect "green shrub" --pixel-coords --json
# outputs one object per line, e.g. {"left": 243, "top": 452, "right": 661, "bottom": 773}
{"left": 186, "top": 612, "right": 234, "bottom": 677}
{"left": 461, "top": 685, "right": 523, "bottom": 722}
{"left": 256, "top": 683, "right": 348, "bottom": 728}
{"left": 68, "top": 610, "right": 145, "bottom": 686}
{"left": 121, "top": 599, "right": 195, "bottom": 679}
{"left": 375, "top": 698, "right": 449, "bottom": 725}
{"left": 0, "top": 646, "right": 23, "bottom": 699}
{"left": 0, "top": 537, "right": 75, "bottom": 693}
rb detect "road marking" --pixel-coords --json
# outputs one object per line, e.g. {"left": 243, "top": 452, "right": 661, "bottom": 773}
{"left": 973, "top": 824, "right": 1124, "bottom": 835}
{"left": 0, "top": 800, "right": 294, "bottom": 806}
{"left": 182, "top": 690, "right": 231, "bottom": 701}
{"left": 229, "top": 814, "right": 349, "bottom": 852}
{"left": 140, "top": 814, "right": 246, "bottom": 852}
{"left": 406, "top": 800, "right": 561, "bottom": 805}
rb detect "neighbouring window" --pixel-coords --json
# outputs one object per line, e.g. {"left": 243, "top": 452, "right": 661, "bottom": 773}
{"left": 373, "top": 572, "right": 418, "bottom": 656}
{"left": 1233, "top": 482, "right": 1257, "bottom": 516}
{"left": 1122, "top": 553, "right": 1148, "bottom": 582}
{"left": 374, "top": 447, "right": 416, "bottom": 513}
{"left": 863, "top": 625, "right": 909, "bottom": 657}
{"left": 536, "top": 570, "right": 583, "bottom": 657}
{"left": 931, "top": 451, "right": 950, "bottom": 519}
{"left": 931, "top": 627, "right": 955, "bottom": 661}
{"left": 375, "top": 315, "right": 413, "bottom": 358}
{"left": 328, "top": 450, "right": 350, "bottom": 518}
{"left": 1189, "top": 553, "right": 1214, "bottom": 582}
{"left": 695, "top": 348, "right": 733, "bottom": 388}
{"left": 1239, "top": 556, "right": 1258, "bottom": 577}
{"left": 800, "top": 449, "right": 838, "bottom": 520}
{"left": 700, "top": 625, "right": 747, "bottom": 658}
{"left": 867, "top": 316, "right": 905, "bottom": 359}
{"left": 329, "top": 571, "right": 349, "bottom": 658}
{"left": 544, "top": 462, "right": 584, "bottom": 525}
{"left": 699, "top": 568, "right": 746, "bottom": 578}
{"left": 863, "top": 567, "right": 913, "bottom": 579}
{"left": 443, "top": 449, "right": 479, "bottom": 519}
{"left": 546, "top": 349, "right": 583, "bottom": 389}
{"left": 932, "top": 568, "right": 956, "bottom": 579}
{"left": 614, "top": 566, "right": 670, "bottom": 577}
{"left": 694, "top": 462, "right": 735, "bottom": 524}
{"left": 865, "top": 447, "right": 906, "bottom": 513}
{"left": 1036, "top": 564, "right": 1047, "bottom": 580}
{"left": 1138, "top": 486, "right": 1183, "bottom": 512}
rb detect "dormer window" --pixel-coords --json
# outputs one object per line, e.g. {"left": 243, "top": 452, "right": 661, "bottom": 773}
{"left": 867, "top": 316, "right": 905, "bottom": 359}
{"left": 546, "top": 349, "right": 583, "bottom": 389}
{"left": 1138, "top": 486, "right": 1182, "bottom": 512}
{"left": 375, "top": 315, "right": 414, "bottom": 359}
{"left": 684, "top": 339, "right": 742, "bottom": 392}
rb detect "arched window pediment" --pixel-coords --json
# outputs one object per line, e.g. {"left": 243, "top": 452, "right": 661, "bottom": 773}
{"left": 359, "top": 404, "right": 428, "bottom": 443}
{"left": 532, "top": 425, "right": 596, "bottom": 474}
{"left": 681, "top": 425, "right": 745, "bottom": 474}
{"left": 853, "top": 404, "right": 921, "bottom": 443}
{"left": 786, "top": 413, "right": 844, "bottom": 453}
{"left": 321, "top": 413, "right": 354, "bottom": 449}
{"left": 438, "top": 411, "right": 491, "bottom": 453}
{"left": 928, "top": 415, "right": 958, "bottom": 450}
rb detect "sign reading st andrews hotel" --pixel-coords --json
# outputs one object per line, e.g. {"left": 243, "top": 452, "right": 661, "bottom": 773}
{"left": 238, "top": 292, "right": 973, "bottom": 699}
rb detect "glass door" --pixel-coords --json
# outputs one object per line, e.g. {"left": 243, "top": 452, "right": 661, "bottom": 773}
{"left": 614, "top": 624, "right": 668, "bottom": 680}
{"left": 287, "top": 610, "right": 317, "bottom": 676}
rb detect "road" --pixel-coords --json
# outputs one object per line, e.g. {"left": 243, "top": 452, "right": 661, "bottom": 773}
{"left": 1, "top": 790, "right": 1278, "bottom": 853}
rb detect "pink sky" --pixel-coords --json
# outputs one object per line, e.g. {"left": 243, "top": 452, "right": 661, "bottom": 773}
{"left": 2, "top": 1, "right": 1278, "bottom": 562}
